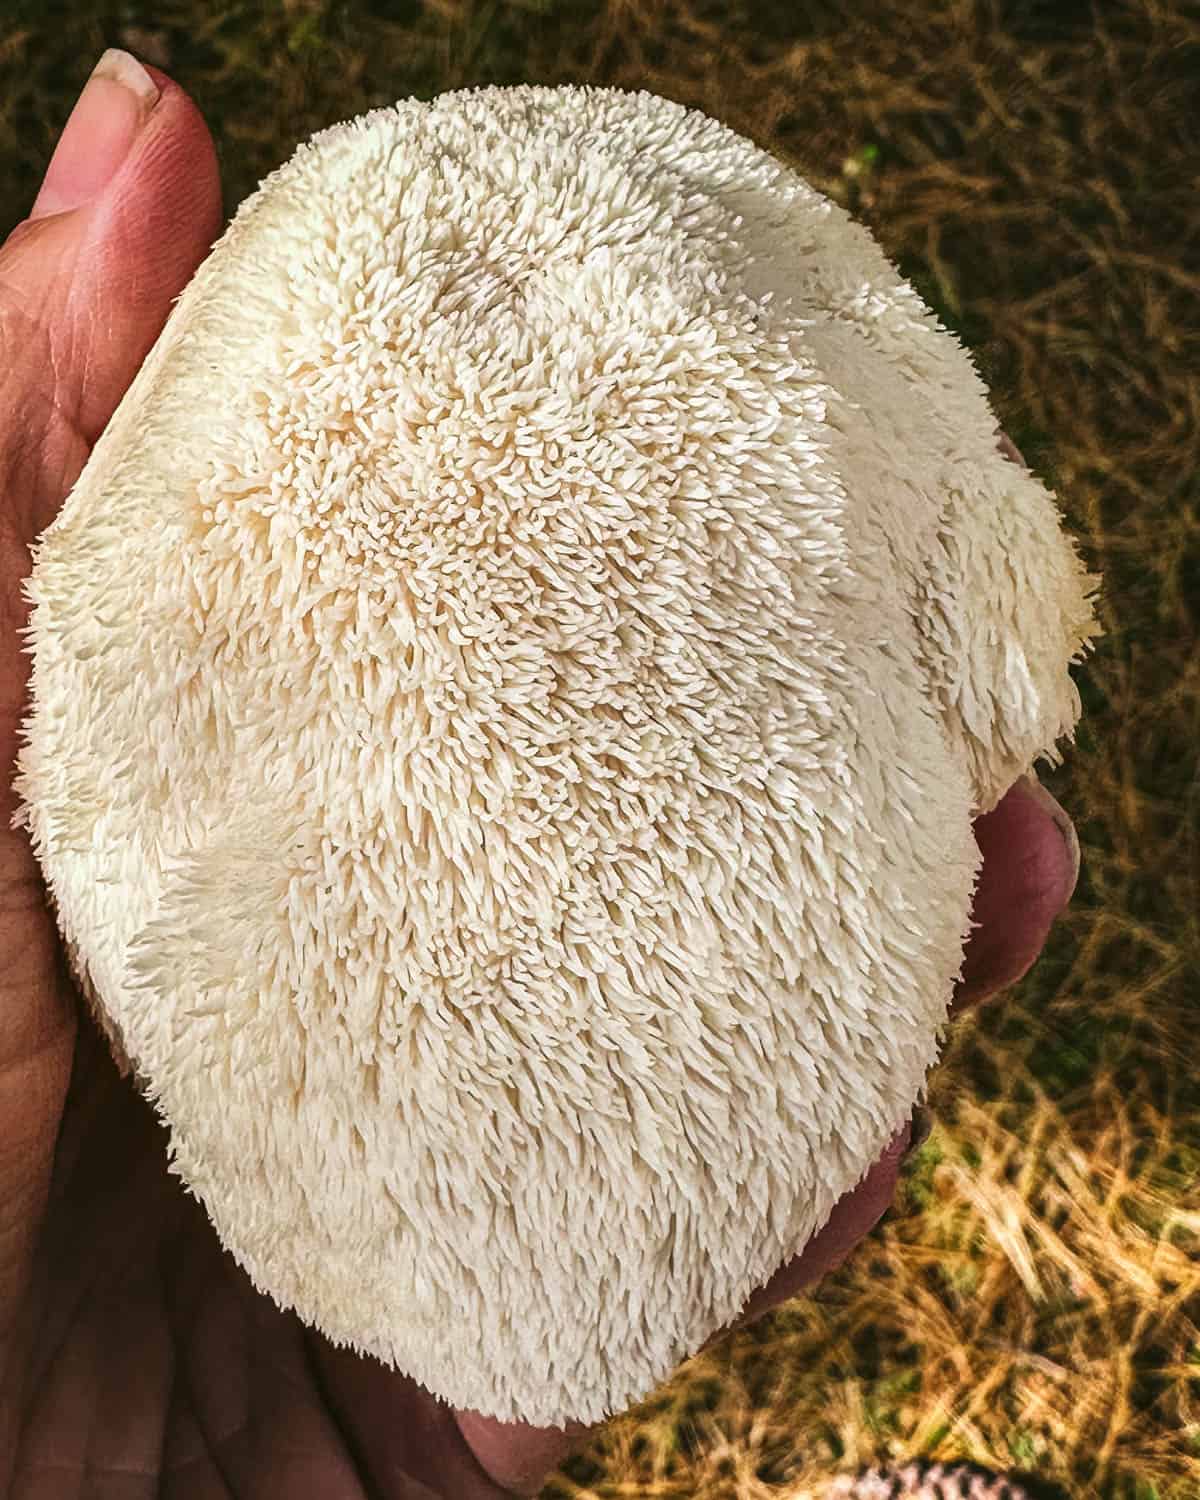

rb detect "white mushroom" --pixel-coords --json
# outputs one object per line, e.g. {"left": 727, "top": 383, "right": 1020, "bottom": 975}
{"left": 12, "top": 84, "right": 1103, "bottom": 1427}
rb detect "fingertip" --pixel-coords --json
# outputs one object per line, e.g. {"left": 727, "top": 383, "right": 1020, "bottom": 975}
{"left": 68, "top": 63, "right": 225, "bottom": 443}
{"left": 137, "top": 62, "right": 223, "bottom": 223}
{"left": 114, "top": 62, "right": 224, "bottom": 255}
{"left": 953, "top": 781, "right": 1077, "bottom": 1014}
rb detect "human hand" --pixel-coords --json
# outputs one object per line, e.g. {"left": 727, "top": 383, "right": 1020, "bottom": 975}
{"left": 0, "top": 51, "right": 1081, "bottom": 1498}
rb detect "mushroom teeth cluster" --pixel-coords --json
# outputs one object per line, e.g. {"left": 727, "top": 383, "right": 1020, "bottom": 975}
{"left": 13, "top": 84, "right": 1102, "bottom": 1427}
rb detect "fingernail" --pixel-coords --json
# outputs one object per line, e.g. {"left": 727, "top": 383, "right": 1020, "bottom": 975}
{"left": 900, "top": 1104, "right": 933, "bottom": 1165}
{"left": 31, "top": 49, "right": 160, "bottom": 220}
{"left": 1014, "top": 771, "right": 1081, "bottom": 907}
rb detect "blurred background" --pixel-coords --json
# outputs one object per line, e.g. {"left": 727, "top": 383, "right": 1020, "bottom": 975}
{"left": 2, "top": 1, "right": 1196, "bottom": 1496}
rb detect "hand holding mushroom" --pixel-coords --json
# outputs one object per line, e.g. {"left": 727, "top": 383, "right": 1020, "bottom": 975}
{"left": 0, "top": 55, "right": 1096, "bottom": 1499}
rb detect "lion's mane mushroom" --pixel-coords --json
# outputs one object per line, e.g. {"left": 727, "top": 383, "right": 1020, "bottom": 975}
{"left": 13, "top": 84, "right": 1103, "bottom": 1427}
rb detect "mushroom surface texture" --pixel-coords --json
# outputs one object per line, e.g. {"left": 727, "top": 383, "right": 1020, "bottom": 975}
{"left": 13, "top": 84, "right": 1103, "bottom": 1427}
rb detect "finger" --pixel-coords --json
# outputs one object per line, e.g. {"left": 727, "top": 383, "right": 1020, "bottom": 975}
{"left": 0, "top": 48, "right": 223, "bottom": 543}
{"left": 952, "top": 773, "right": 1079, "bottom": 1015}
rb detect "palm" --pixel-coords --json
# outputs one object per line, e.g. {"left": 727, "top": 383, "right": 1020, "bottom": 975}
{"left": 11, "top": 973, "right": 506, "bottom": 1499}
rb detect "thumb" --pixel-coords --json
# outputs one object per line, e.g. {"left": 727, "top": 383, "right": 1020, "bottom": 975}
{"left": 0, "top": 48, "right": 223, "bottom": 542}
{"left": 0, "top": 47, "right": 221, "bottom": 1405}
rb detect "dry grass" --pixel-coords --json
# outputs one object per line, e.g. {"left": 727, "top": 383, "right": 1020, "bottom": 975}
{"left": 2, "top": 1, "right": 1197, "bottom": 1497}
